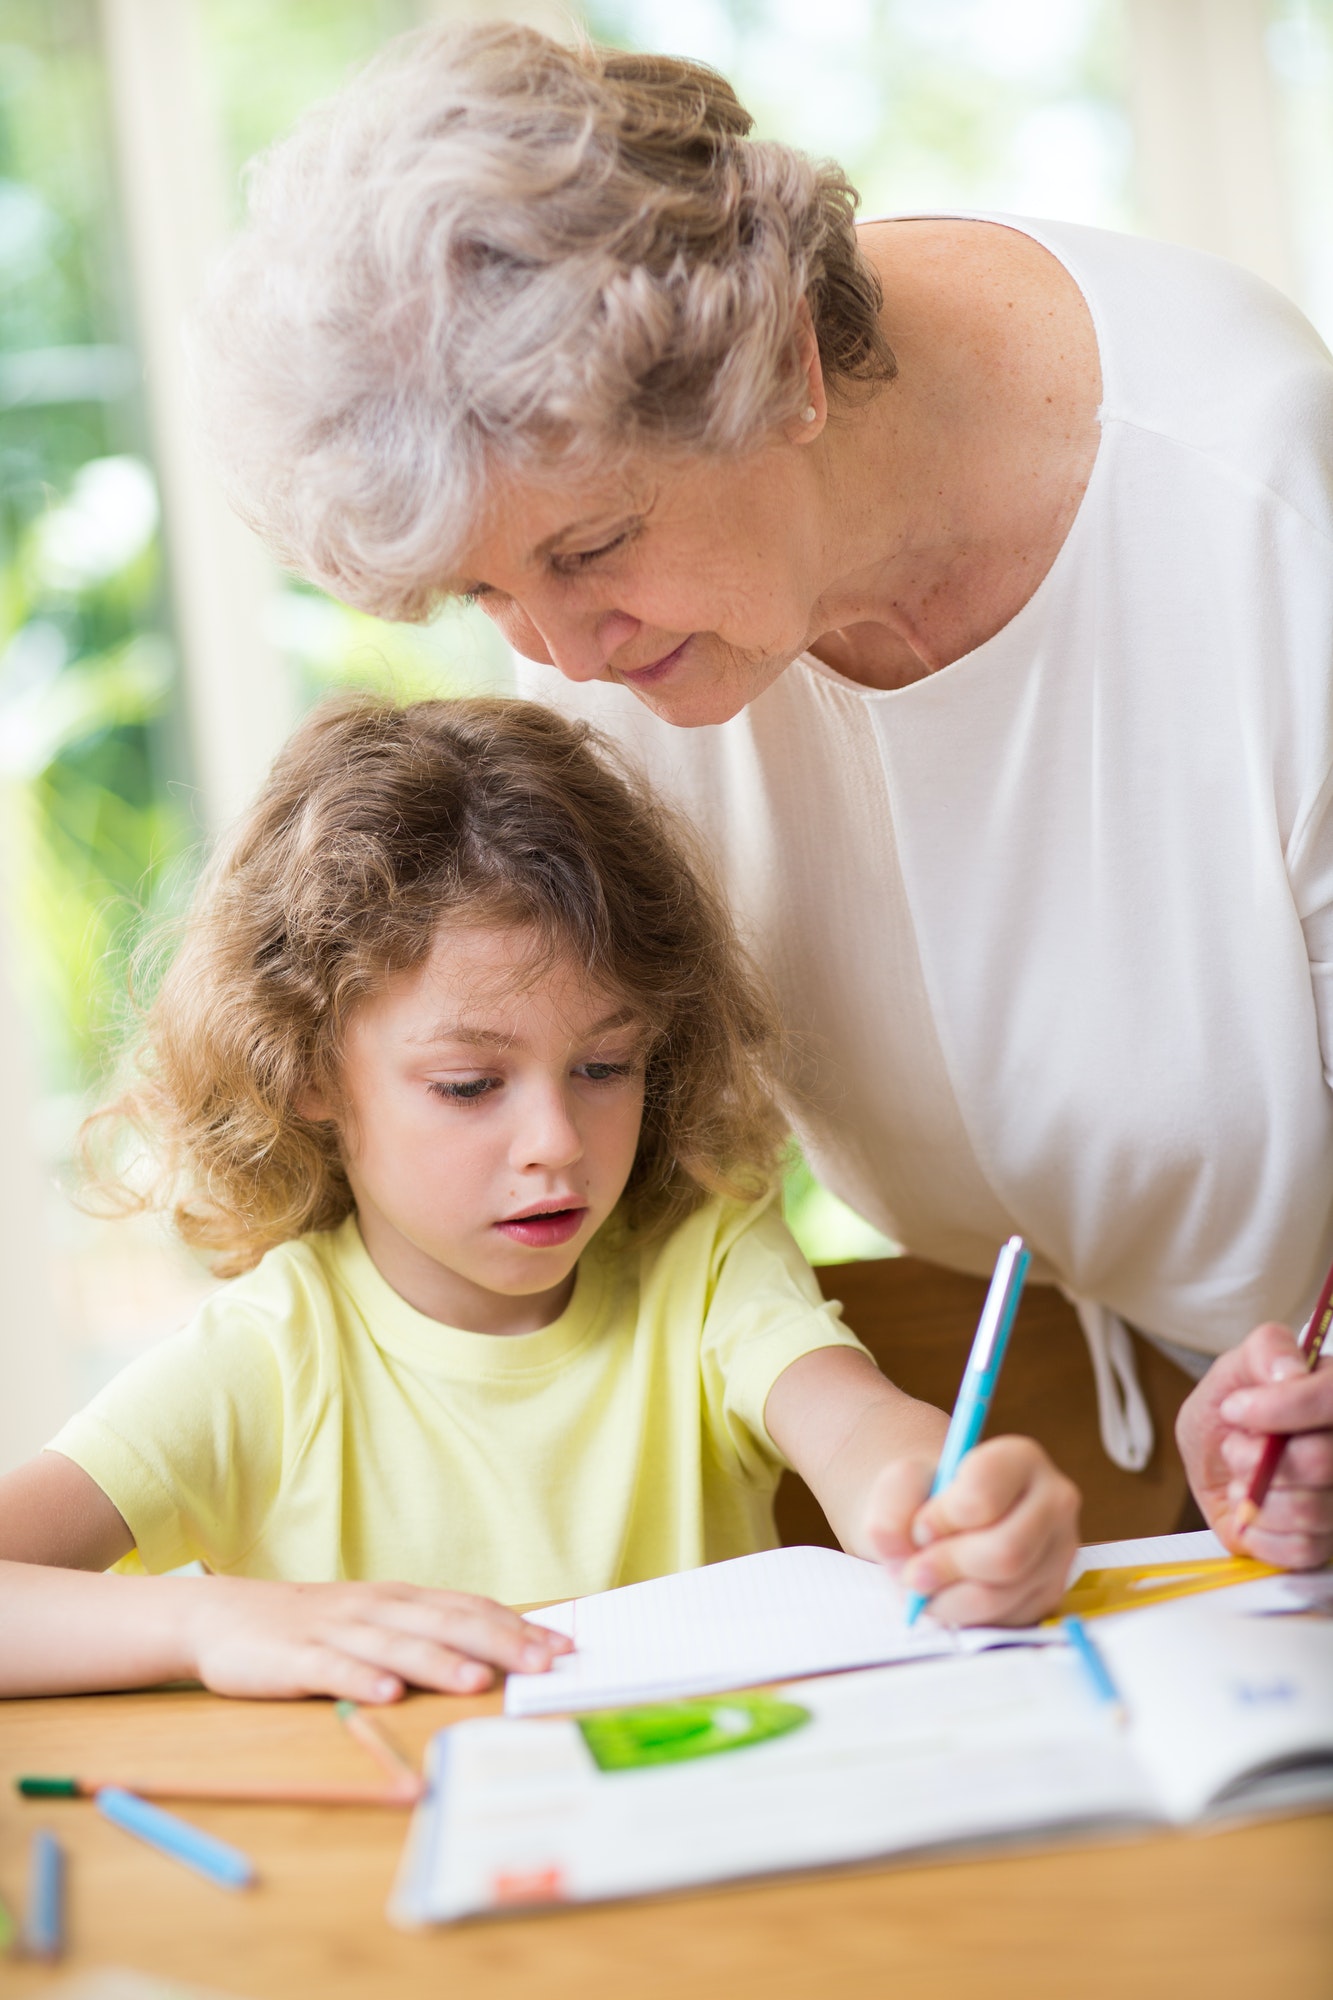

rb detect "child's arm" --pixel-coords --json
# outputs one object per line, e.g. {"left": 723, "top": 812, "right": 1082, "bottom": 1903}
{"left": 0, "top": 1454, "right": 569, "bottom": 1701}
{"left": 765, "top": 1347, "right": 1080, "bottom": 1625}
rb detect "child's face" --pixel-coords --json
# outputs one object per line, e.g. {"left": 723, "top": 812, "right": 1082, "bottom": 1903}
{"left": 322, "top": 923, "right": 648, "bottom": 1334}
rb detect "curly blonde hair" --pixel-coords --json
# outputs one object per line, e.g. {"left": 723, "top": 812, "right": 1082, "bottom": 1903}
{"left": 189, "top": 23, "right": 895, "bottom": 621}
{"left": 84, "top": 695, "right": 787, "bottom": 1277}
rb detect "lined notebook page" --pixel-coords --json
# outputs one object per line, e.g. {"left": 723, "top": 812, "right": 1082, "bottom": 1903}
{"left": 505, "top": 1545, "right": 1040, "bottom": 1716}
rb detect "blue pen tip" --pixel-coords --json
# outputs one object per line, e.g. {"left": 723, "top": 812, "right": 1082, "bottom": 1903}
{"left": 903, "top": 1590, "right": 927, "bottom": 1629}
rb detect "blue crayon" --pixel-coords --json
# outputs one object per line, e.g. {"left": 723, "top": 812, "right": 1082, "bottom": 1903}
{"left": 95, "top": 1788, "right": 256, "bottom": 1891}
{"left": 24, "top": 1829, "right": 65, "bottom": 1960}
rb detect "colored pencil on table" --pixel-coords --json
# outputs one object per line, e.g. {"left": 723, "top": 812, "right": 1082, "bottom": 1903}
{"left": 1233, "top": 1250, "right": 1333, "bottom": 1533}
{"left": 23, "top": 1830, "right": 64, "bottom": 1960}
{"left": 1062, "top": 1615, "right": 1127, "bottom": 1724}
{"left": 0, "top": 1882, "right": 14, "bottom": 1954}
{"left": 94, "top": 1788, "right": 256, "bottom": 1890}
{"left": 335, "top": 1700, "right": 420, "bottom": 1788}
{"left": 17, "top": 1772, "right": 420, "bottom": 1806}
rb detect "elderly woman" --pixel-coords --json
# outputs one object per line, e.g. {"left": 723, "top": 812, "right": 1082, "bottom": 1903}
{"left": 194, "top": 23, "right": 1333, "bottom": 1569}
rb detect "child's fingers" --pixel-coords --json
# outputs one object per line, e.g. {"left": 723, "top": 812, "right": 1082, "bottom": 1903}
{"left": 901, "top": 1447, "right": 1079, "bottom": 1627}
{"left": 295, "top": 1645, "right": 405, "bottom": 1706}
{"left": 326, "top": 1619, "right": 498, "bottom": 1695}
{"left": 911, "top": 1437, "right": 1053, "bottom": 1545}
{"left": 354, "top": 1588, "right": 571, "bottom": 1672}
{"left": 904, "top": 1489, "right": 1064, "bottom": 1604}
{"left": 913, "top": 1562, "right": 1063, "bottom": 1631}
{"left": 859, "top": 1458, "right": 937, "bottom": 1562}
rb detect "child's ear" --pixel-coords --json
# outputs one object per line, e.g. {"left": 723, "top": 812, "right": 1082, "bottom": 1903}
{"left": 296, "top": 1083, "right": 333, "bottom": 1122}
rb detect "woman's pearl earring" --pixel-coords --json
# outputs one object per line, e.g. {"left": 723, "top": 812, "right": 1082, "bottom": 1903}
{"left": 802, "top": 404, "right": 817, "bottom": 423}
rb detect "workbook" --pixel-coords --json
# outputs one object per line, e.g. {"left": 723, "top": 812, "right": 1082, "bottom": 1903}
{"left": 393, "top": 1601, "right": 1333, "bottom": 1925}
{"left": 506, "top": 1544, "right": 1056, "bottom": 1717}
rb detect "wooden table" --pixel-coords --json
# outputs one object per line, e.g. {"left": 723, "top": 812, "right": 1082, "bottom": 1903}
{"left": 2, "top": 1685, "right": 1330, "bottom": 2000}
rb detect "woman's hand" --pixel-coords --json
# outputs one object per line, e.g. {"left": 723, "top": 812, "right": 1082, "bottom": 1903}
{"left": 859, "top": 1437, "right": 1081, "bottom": 1627}
{"left": 1176, "top": 1324, "right": 1333, "bottom": 1569}
{"left": 183, "top": 1576, "right": 572, "bottom": 1703}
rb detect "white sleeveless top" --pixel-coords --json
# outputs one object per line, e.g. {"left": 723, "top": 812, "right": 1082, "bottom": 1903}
{"left": 518, "top": 216, "right": 1333, "bottom": 1468}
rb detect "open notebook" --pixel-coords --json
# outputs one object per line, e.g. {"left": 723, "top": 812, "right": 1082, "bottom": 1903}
{"left": 507, "top": 1544, "right": 1056, "bottom": 1716}
{"left": 394, "top": 1599, "right": 1333, "bottom": 1924}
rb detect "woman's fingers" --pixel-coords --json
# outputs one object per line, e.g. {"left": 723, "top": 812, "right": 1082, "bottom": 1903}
{"left": 1219, "top": 1427, "right": 1333, "bottom": 1485}
{"left": 1219, "top": 1355, "right": 1333, "bottom": 1435}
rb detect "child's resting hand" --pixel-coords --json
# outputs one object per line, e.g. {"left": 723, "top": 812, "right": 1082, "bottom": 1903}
{"left": 859, "top": 1437, "right": 1080, "bottom": 1627}
{"left": 184, "top": 1576, "right": 572, "bottom": 1703}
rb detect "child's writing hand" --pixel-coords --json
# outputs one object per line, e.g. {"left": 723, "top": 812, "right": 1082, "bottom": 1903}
{"left": 860, "top": 1437, "right": 1080, "bottom": 1627}
{"left": 1176, "top": 1322, "right": 1333, "bottom": 1569}
{"left": 184, "top": 1576, "right": 572, "bottom": 1703}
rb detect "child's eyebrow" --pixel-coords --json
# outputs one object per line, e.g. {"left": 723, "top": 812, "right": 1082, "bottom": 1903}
{"left": 410, "top": 1006, "right": 643, "bottom": 1049}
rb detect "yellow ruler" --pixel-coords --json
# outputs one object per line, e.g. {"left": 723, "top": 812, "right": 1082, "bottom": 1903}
{"left": 1054, "top": 1554, "right": 1283, "bottom": 1622}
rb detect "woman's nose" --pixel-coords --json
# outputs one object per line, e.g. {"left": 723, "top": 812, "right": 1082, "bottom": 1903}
{"left": 534, "top": 607, "right": 642, "bottom": 684}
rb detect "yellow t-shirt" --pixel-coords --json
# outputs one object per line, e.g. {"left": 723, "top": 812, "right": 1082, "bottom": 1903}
{"left": 49, "top": 1195, "right": 867, "bottom": 1604}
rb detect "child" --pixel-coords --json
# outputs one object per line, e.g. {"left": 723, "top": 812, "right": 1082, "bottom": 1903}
{"left": 0, "top": 697, "right": 1079, "bottom": 1701}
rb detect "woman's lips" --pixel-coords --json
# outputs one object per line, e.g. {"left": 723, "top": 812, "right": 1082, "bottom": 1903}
{"left": 615, "top": 638, "right": 690, "bottom": 687}
{"left": 494, "top": 1207, "right": 588, "bottom": 1249}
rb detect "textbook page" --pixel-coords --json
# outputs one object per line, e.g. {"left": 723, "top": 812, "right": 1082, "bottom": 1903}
{"left": 395, "top": 1648, "right": 1149, "bottom": 1924}
{"left": 507, "top": 1545, "right": 1051, "bottom": 1717}
{"left": 1096, "top": 1602, "right": 1333, "bottom": 1823}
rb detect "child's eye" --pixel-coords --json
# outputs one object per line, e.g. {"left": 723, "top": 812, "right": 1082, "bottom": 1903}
{"left": 578, "top": 1061, "right": 636, "bottom": 1084}
{"left": 429, "top": 1077, "right": 499, "bottom": 1102}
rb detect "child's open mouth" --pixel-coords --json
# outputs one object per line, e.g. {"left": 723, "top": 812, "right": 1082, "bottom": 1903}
{"left": 494, "top": 1206, "right": 588, "bottom": 1249}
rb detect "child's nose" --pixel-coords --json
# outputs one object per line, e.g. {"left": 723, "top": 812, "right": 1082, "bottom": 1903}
{"left": 512, "top": 1087, "right": 583, "bottom": 1171}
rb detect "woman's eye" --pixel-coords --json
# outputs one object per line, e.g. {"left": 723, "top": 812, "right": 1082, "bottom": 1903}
{"left": 553, "top": 528, "right": 635, "bottom": 575}
{"left": 429, "top": 1077, "right": 499, "bottom": 1102}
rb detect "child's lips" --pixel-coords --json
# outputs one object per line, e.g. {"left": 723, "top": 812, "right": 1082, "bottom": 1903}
{"left": 494, "top": 1207, "right": 588, "bottom": 1249}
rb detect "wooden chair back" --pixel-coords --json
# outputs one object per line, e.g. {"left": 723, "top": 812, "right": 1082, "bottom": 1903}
{"left": 775, "top": 1258, "right": 1202, "bottom": 1550}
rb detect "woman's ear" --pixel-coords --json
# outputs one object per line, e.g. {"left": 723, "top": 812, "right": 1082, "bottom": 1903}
{"left": 785, "top": 301, "right": 828, "bottom": 444}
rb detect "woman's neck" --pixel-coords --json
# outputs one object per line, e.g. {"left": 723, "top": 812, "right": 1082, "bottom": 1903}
{"left": 806, "top": 217, "right": 1101, "bottom": 689}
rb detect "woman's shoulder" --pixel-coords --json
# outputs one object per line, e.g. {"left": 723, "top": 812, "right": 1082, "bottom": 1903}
{"left": 871, "top": 212, "right": 1332, "bottom": 511}
{"left": 1009, "top": 216, "right": 1332, "bottom": 509}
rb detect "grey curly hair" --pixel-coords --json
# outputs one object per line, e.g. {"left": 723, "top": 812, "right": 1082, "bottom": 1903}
{"left": 190, "top": 22, "right": 895, "bottom": 622}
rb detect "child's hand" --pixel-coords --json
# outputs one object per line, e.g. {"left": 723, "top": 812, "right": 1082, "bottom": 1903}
{"left": 860, "top": 1437, "right": 1080, "bottom": 1627}
{"left": 1176, "top": 1323, "right": 1333, "bottom": 1568}
{"left": 184, "top": 1576, "right": 572, "bottom": 1703}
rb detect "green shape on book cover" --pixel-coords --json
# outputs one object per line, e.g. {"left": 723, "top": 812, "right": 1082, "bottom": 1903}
{"left": 578, "top": 1693, "right": 810, "bottom": 1772}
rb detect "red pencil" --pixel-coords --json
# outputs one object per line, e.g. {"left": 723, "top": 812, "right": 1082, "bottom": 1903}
{"left": 1233, "top": 1250, "right": 1333, "bottom": 1533}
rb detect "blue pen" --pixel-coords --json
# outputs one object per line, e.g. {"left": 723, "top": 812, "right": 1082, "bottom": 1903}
{"left": 1063, "top": 1614, "right": 1127, "bottom": 1724}
{"left": 903, "top": 1234, "right": 1031, "bottom": 1628}
{"left": 95, "top": 1788, "right": 256, "bottom": 1891}
{"left": 23, "top": 1829, "right": 65, "bottom": 1960}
